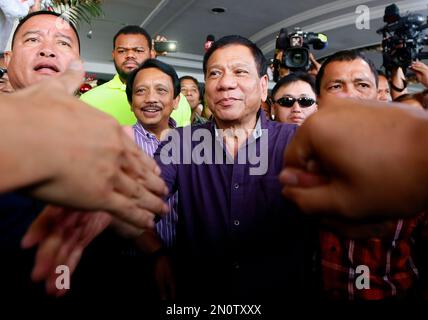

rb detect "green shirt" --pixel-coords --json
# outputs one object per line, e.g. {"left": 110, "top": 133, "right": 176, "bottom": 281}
{"left": 80, "top": 74, "right": 192, "bottom": 127}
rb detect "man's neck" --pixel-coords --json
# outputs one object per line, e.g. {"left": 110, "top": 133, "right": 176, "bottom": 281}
{"left": 215, "top": 114, "right": 258, "bottom": 158}
{"left": 118, "top": 75, "right": 127, "bottom": 84}
{"left": 142, "top": 121, "right": 170, "bottom": 141}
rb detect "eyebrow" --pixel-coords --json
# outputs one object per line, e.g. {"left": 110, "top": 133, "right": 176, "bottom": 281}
{"left": 353, "top": 77, "right": 373, "bottom": 83}
{"left": 22, "top": 30, "right": 74, "bottom": 42}
{"left": 326, "top": 79, "right": 345, "bottom": 85}
{"left": 22, "top": 30, "right": 42, "bottom": 38}
{"left": 208, "top": 62, "right": 251, "bottom": 70}
{"left": 116, "top": 46, "right": 146, "bottom": 50}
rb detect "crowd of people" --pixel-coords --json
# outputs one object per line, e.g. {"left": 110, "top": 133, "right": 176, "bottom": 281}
{"left": 1, "top": 7, "right": 428, "bottom": 312}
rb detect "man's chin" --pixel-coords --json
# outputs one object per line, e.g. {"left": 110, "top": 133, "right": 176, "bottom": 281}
{"left": 117, "top": 70, "right": 133, "bottom": 81}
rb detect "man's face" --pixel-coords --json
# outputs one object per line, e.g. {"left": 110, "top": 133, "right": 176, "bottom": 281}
{"left": 273, "top": 80, "right": 317, "bottom": 126}
{"left": 131, "top": 67, "right": 179, "bottom": 130}
{"left": 204, "top": 44, "right": 268, "bottom": 126}
{"left": 113, "top": 34, "right": 153, "bottom": 81}
{"left": 377, "top": 75, "right": 391, "bottom": 102}
{"left": 320, "top": 59, "right": 377, "bottom": 100}
{"left": 5, "top": 15, "right": 80, "bottom": 89}
{"left": 180, "top": 79, "right": 200, "bottom": 109}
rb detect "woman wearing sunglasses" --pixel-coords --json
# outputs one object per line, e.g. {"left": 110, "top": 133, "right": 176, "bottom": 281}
{"left": 270, "top": 72, "right": 318, "bottom": 125}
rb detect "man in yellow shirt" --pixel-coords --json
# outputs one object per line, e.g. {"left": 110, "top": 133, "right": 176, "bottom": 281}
{"left": 81, "top": 25, "right": 191, "bottom": 126}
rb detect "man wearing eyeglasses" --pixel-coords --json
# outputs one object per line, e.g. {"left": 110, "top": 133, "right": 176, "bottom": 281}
{"left": 0, "top": 52, "right": 13, "bottom": 93}
{"left": 270, "top": 72, "right": 317, "bottom": 125}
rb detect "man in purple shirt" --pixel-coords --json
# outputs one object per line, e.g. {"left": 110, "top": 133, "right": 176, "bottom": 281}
{"left": 154, "top": 35, "right": 316, "bottom": 302}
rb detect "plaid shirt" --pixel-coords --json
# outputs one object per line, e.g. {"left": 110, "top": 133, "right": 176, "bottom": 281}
{"left": 319, "top": 213, "right": 428, "bottom": 300}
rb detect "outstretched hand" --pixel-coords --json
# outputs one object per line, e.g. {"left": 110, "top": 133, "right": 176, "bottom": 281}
{"left": 21, "top": 205, "right": 112, "bottom": 296}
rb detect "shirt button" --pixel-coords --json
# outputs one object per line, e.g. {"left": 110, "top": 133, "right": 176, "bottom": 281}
{"left": 234, "top": 183, "right": 239, "bottom": 189}
{"left": 234, "top": 220, "right": 240, "bottom": 226}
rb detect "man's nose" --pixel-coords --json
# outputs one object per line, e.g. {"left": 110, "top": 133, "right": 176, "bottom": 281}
{"left": 39, "top": 48, "right": 56, "bottom": 58}
{"left": 217, "top": 72, "right": 237, "bottom": 90}
{"left": 343, "top": 85, "right": 360, "bottom": 99}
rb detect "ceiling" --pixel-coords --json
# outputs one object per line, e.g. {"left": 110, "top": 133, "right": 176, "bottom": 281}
{"left": 78, "top": 0, "right": 428, "bottom": 87}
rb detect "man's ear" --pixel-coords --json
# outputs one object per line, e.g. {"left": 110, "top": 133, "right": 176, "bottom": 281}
{"left": 271, "top": 103, "right": 276, "bottom": 118}
{"left": 172, "top": 94, "right": 181, "bottom": 110}
{"left": 150, "top": 48, "right": 156, "bottom": 59}
{"left": 260, "top": 74, "right": 269, "bottom": 102}
{"left": 4, "top": 51, "right": 12, "bottom": 67}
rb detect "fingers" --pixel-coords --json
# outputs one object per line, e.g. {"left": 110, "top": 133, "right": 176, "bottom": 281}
{"left": 46, "top": 247, "right": 84, "bottom": 297}
{"left": 122, "top": 126, "right": 134, "bottom": 141}
{"left": 54, "top": 60, "right": 85, "bottom": 94}
{"left": 282, "top": 183, "right": 340, "bottom": 216}
{"left": 104, "top": 192, "right": 165, "bottom": 229}
{"left": 120, "top": 131, "right": 165, "bottom": 185}
{"left": 21, "top": 205, "right": 65, "bottom": 249}
{"left": 31, "top": 234, "right": 63, "bottom": 282}
{"left": 279, "top": 167, "right": 327, "bottom": 188}
{"left": 411, "top": 61, "right": 428, "bottom": 72}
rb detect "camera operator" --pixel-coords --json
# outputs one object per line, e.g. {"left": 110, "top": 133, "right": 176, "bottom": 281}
{"left": 377, "top": 4, "right": 428, "bottom": 98}
{"left": 272, "top": 28, "right": 326, "bottom": 82}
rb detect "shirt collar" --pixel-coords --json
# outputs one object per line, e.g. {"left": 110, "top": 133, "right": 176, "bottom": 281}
{"left": 133, "top": 118, "right": 177, "bottom": 141}
{"left": 107, "top": 74, "right": 126, "bottom": 91}
{"left": 213, "top": 108, "right": 264, "bottom": 140}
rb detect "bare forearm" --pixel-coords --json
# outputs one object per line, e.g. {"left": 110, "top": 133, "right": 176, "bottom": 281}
{"left": 391, "top": 68, "right": 408, "bottom": 99}
{"left": 0, "top": 97, "right": 53, "bottom": 193}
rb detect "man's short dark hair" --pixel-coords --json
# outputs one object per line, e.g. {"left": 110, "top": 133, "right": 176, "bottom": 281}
{"left": 0, "top": 52, "right": 4, "bottom": 59}
{"left": 179, "top": 75, "right": 202, "bottom": 99}
{"left": 126, "top": 59, "right": 180, "bottom": 103}
{"left": 271, "top": 72, "right": 316, "bottom": 101}
{"left": 180, "top": 75, "right": 199, "bottom": 87}
{"left": 203, "top": 35, "right": 268, "bottom": 78}
{"left": 113, "top": 25, "right": 152, "bottom": 50}
{"left": 12, "top": 11, "right": 80, "bottom": 52}
{"left": 315, "top": 50, "right": 378, "bottom": 95}
{"left": 377, "top": 69, "right": 388, "bottom": 79}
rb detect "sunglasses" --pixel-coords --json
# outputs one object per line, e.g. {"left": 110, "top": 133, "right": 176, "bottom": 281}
{"left": 0, "top": 68, "right": 6, "bottom": 79}
{"left": 274, "top": 96, "right": 316, "bottom": 108}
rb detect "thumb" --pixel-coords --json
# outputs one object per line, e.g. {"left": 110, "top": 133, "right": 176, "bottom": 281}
{"left": 56, "top": 60, "right": 85, "bottom": 95}
{"left": 282, "top": 183, "right": 341, "bottom": 217}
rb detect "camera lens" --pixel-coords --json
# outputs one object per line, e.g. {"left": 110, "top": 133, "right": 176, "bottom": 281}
{"left": 292, "top": 53, "right": 305, "bottom": 65}
{"left": 285, "top": 48, "right": 309, "bottom": 69}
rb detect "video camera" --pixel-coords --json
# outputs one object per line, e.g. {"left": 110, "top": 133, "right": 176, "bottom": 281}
{"left": 377, "top": 3, "right": 428, "bottom": 76}
{"left": 272, "top": 27, "right": 327, "bottom": 82}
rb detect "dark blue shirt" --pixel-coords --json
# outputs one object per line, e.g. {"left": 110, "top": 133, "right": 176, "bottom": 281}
{"left": 154, "top": 110, "right": 316, "bottom": 301}
{"left": 0, "top": 193, "right": 44, "bottom": 249}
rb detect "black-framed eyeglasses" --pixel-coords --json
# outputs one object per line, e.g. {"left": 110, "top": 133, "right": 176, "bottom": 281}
{"left": 274, "top": 96, "right": 316, "bottom": 108}
{"left": 0, "top": 68, "right": 6, "bottom": 79}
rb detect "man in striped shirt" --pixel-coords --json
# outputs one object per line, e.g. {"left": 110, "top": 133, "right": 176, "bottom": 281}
{"left": 126, "top": 58, "right": 179, "bottom": 251}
